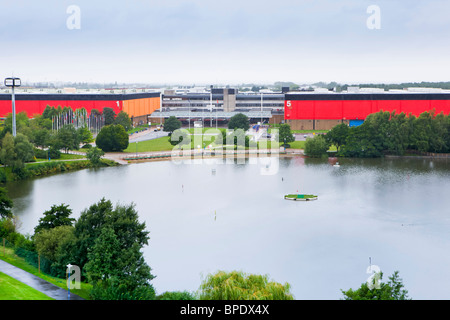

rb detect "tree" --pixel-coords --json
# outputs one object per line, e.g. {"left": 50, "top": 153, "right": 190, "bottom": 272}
{"left": 163, "top": 116, "right": 182, "bottom": 134}
{"left": 34, "top": 225, "right": 75, "bottom": 262}
{"left": 77, "top": 126, "right": 94, "bottom": 145}
{"left": 1, "top": 111, "right": 31, "bottom": 139}
{"left": 230, "top": 129, "right": 250, "bottom": 147}
{"left": 0, "top": 133, "right": 34, "bottom": 171}
{"left": 86, "top": 147, "right": 105, "bottom": 167}
{"left": 385, "top": 112, "right": 411, "bottom": 156}
{"left": 325, "top": 123, "right": 349, "bottom": 153}
{"left": 0, "top": 133, "right": 18, "bottom": 168}
{"left": 14, "top": 133, "right": 35, "bottom": 166}
{"left": 0, "top": 187, "right": 13, "bottom": 219}
{"left": 304, "top": 134, "right": 329, "bottom": 158}
{"left": 103, "top": 107, "right": 116, "bottom": 126}
{"left": 95, "top": 124, "right": 129, "bottom": 152}
{"left": 341, "top": 271, "right": 410, "bottom": 300}
{"left": 156, "top": 291, "right": 196, "bottom": 300}
{"left": 32, "top": 128, "right": 51, "bottom": 149}
{"left": 34, "top": 204, "right": 75, "bottom": 234}
{"left": 55, "top": 124, "right": 80, "bottom": 153}
{"left": 72, "top": 198, "right": 155, "bottom": 299}
{"left": 198, "top": 270, "right": 294, "bottom": 300}
{"left": 72, "top": 198, "right": 151, "bottom": 272}
{"left": 339, "top": 112, "right": 390, "bottom": 158}
{"left": 278, "top": 124, "right": 295, "bottom": 145}
{"left": 42, "top": 105, "right": 57, "bottom": 120}
{"left": 114, "top": 111, "right": 132, "bottom": 132}
{"left": 169, "top": 129, "right": 191, "bottom": 146}
{"left": 228, "top": 113, "right": 250, "bottom": 131}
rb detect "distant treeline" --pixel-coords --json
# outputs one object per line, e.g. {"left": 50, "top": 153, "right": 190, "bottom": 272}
{"left": 326, "top": 110, "right": 450, "bottom": 158}
{"left": 340, "top": 82, "right": 450, "bottom": 91}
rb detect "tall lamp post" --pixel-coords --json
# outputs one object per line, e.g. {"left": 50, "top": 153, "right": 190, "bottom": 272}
{"left": 4, "top": 77, "right": 21, "bottom": 137}
{"left": 210, "top": 85, "right": 213, "bottom": 128}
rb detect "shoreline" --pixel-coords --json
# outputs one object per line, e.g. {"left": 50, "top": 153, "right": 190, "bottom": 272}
{"left": 110, "top": 149, "right": 450, "bottom": 165}
{"left": 112, "top": 148, "right": 305, "bottom": 164}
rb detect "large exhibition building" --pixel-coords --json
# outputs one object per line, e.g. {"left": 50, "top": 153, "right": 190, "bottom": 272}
{"left": 1, "top": 86, "right": 450, "bottom": 131}
{"left": 0, "top": 88, "right": 161, "bottom": 126}
{"left": 285, "top": 88, "right": 450, "bottom": 130}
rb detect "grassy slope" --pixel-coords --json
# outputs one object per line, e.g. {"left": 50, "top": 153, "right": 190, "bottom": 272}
{"left": 0, "top": 271, "right": 54, "bottom": 300}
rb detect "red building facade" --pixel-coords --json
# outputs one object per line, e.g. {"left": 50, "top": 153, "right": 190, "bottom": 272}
{"left": 285, "top": 93, "right": 450, "bottom": 130}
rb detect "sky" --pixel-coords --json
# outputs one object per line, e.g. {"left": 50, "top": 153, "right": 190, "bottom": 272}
{"left": 0, "top": 0, "right": 449, "bottom": 86}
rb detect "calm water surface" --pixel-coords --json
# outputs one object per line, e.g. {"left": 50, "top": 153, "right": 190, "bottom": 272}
{"left": 5, "top": 156, "right": 450, "bottom": 299}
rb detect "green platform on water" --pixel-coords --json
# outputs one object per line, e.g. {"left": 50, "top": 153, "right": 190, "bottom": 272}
{"left": 284, "top": 194, "right": 318, "bottom": 201}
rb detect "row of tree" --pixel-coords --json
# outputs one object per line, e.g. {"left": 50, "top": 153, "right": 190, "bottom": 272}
{"left": 0, "top": 106, "right": 134, "bottom": 171}
{"left": 306, "top": 110, "right": 450, "bottom": 158}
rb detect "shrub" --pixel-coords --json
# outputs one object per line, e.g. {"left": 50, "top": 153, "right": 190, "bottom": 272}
{"left": 34, "top": 148, "right": 49, "bottom": 159}
{"left": 228, "top": 113, "right": 250, "bottom": 131}
{"left": 89, "top": 278, "right": 156, "bottom": 300}
{"left": 198, "top": 270, "right": 294, "bottom": 300}
{"left": 48, "top": 147, "right": 61, "bottom": 159}
{"left": 156, "top": 291, "right": 197, "bottom": 300}
{"left": 95, "top": 125, "right": 129, "bottom": 152}
{"left": 304, "top": 135, "right": 329, "bottom": 158}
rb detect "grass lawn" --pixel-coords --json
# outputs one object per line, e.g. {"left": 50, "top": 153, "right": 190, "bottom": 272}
{"left": 124, "top": 134, "right": 219, "bottom": 153}
{"left": 287, "top": 141, "right": 306, "bottom": 149}
{"left": 124, "top": 137, "right": 174, "bottom": 153}
{"left": 123, "top": 132, "right": 339, "bottom": 153}
{"left": 0, "top": 272, "right": 54, "bottom": 300}
{"left": 185, "top": 127, "right": 225, "bottom": 134}
{"left": 33, "top": 153, "right": 86, "bottom": 162}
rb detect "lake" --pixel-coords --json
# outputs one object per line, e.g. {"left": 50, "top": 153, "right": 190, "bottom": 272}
{"left": 4, "top": 155, "right": 450, "bottom": 299}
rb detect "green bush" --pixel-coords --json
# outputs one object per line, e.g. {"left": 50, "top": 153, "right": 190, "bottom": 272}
{"left": 34, "top": 148, "right": 48, "bottom": 159}
{"left": 0, "top": 169, "right": 7, "bottom": 184}
{"left": 198, "top": 270, "right": 294, "bottom": 300}
{"left": 304, "top": 135, "right": 330, "bottom": 158}
{"left": 89, "top": 279, "right": 156, "bottom": 300}
{"left": 49, "top": 147, "right": 61, "bottom": 159}
{"left": 156, "top": 291, "right": 197, "bottom": 300}
{"left": 95, "top": 124, "right": 129, "bottom": 152}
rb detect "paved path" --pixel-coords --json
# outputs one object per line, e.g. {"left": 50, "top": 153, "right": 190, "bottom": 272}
{"left": 129, "top": 128, "right": 169, "bottom": 142}
{"left": 0, "top": 260, "right": 84, "bottom": 300}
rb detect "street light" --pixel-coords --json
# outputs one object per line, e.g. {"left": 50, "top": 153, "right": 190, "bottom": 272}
{"left": 210, "top": 85, "right": 213, "bottom": 128}
{"left": 4, "top": 77, "right": 21, "bottom": 137}
{"left": 159, "top": 91, "right": 163, "bottom": 126}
